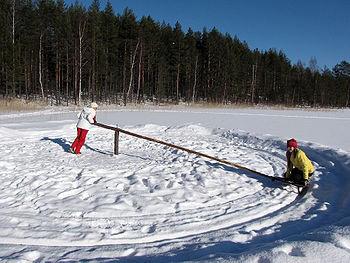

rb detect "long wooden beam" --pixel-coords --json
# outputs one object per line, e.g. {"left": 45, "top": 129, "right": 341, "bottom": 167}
{"left": 93, "top": 122, "right": 301, "bottom": 187}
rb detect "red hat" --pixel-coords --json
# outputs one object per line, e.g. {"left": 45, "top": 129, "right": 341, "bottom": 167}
{"left": 287, "top": 138, "right": 298, "bottom": 148}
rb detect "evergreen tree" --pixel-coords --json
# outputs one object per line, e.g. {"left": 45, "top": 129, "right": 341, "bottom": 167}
{"left": 333, "top": 61, "right": 350, "bottom": 107}
{"left": 0, "top": 0, "right": 348, "bottom": 108}
{"left": 87, "top": 0, "right": 102, "bottom": 103}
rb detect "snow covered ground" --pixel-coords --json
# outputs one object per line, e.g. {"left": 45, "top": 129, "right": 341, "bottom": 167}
{"left": 0, "top": 106, "right": 349, "bottom": 262}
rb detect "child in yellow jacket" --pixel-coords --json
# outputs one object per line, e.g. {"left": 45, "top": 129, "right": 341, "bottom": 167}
{"left": 284, "top": 138, "right": 315, "bottom": 186}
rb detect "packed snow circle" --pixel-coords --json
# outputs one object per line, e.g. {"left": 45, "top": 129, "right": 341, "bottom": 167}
{"left": 0, "top": 107, "right": 349, "bottom": 262}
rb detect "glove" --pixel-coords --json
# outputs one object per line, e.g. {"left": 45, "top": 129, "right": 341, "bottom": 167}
{"left": 283, "top": 172, "right": 291, "bottom": 182}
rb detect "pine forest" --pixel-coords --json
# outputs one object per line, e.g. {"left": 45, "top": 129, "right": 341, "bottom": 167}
{"left": 1, "top": 0, "right": 350, "bottom": 107}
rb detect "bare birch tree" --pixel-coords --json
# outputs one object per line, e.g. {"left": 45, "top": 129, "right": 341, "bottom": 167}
{"left": 126, "top": 38, "right": 140, "bottom": 102}
{"left": 78, "top": 19, "right": 86, "bottom": 105}
{"left": 11, "top": 0, "right": 15, "bottom": 96}
{"left": 38, "top": 33, "right": 45, "bottom": 100}
{"left": 136, "top": 40, "right": 143, "bottom": 103}
{"left": 250, "top": 62, "right": 257, "bottom": 103}
{"left": 176, "top": 63, "right": 180, "bottom": 103}
{"left": 309, "top": 56, "right": 318, "bottom": 106}
{"left": 192, "top": 55, "right": 198, "bottom": 103}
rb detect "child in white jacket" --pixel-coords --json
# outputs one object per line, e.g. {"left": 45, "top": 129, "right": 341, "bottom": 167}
{"left": 70, "top": 102, "right": 98, "bottom": 154}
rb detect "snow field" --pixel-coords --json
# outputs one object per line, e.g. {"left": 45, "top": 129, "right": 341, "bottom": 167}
{"left": 0, "top": 108, "right": 349, "bottom": 262}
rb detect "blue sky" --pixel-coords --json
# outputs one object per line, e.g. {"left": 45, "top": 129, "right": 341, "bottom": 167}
{"left": 65, "top": 0, "right": 349, "bottom": 69}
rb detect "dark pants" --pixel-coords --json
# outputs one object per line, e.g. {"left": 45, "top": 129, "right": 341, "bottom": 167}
{"left": 289, "top": 168, "right": 313, "bottom": 184}
{"left": 289, "top": 168, "right": 304, "bottom": 184}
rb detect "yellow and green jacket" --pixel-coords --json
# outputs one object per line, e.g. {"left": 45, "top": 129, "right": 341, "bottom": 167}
{"left": 286, "top": 148, "right": 315, "bottom": 180}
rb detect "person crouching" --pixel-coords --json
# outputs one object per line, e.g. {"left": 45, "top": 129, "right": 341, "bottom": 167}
{"left": 284, "top": 138, "right": 315, "bottom": 186}
{"left": 70, "top": 102, "right": 98, "bottom": 154}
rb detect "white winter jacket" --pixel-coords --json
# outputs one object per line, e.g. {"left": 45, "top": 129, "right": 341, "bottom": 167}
{"left": 76, "top": 107, "right": 96, "bottom": 130}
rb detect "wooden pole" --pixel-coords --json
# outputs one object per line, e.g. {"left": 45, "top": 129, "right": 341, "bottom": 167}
{"left": 93, "top": 122, "right": 302, "bottom": 187}
{"left": 114, "top": 130, "right": 119, "bottom": 155}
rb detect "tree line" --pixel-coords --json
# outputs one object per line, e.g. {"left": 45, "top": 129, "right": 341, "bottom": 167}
{"left": 1, "top": 0, "right": 349, "bottom": 107}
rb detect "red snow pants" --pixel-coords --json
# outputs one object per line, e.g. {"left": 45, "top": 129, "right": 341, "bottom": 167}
{"left": 71, "top": 128, "right": 89, "bottom": 154}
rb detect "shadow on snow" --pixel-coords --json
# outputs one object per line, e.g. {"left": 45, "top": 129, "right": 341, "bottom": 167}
{"left": 40, "top": 137, "right": 112, "bottom": 155}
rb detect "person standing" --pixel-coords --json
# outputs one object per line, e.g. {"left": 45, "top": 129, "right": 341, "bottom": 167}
{"left": 70, "top": 102, "right": 98, "bottom": 154}
{"left": 284, "top": 138, "right": 315, "bottom": 186}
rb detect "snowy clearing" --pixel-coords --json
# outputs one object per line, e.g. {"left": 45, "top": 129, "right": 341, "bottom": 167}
{"left": 0, "top": 106, "right": 349, "bottom": 262}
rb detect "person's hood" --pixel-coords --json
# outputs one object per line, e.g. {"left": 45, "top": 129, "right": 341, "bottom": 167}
{"left": 82, "top": 107, "right": 95, "bottom": 114}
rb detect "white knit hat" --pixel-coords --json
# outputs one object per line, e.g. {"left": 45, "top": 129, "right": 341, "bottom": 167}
{"left": 90, "top": 102, "right": 98, "bottom": 108}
